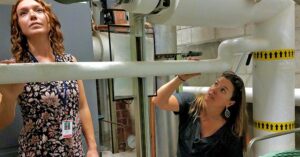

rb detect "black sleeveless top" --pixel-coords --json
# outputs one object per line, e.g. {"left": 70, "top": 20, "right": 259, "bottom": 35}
{"left": 174, "top": 92, "right": 243, "bottom": 157}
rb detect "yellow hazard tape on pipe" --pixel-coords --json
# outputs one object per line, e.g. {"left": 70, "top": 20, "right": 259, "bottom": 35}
{"left": 253, "top": 49, "right": 294, "bottom": 61}
{"left": 254, "top": 120, "right": 295, "bottom": 132}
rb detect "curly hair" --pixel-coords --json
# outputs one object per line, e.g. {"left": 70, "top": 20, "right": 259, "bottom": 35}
{"left": 11, "top": 0, "right": 64, "bottom": 62}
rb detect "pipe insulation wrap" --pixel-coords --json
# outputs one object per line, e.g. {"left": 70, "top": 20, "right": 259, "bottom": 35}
{"left": 254, "top": 4, "right": 295, "bottom": 49}
{"left": 118, "top": 0, "right": 160, "bottom": 14}
{"left": 109, "top": 33, "right": 134, "bottom": 97}
{"left": 92, "top": 34, "right": 103, "bottom": 61}
{"left": 147, "top": 0, "right": 293, "bottom": 27}
{"left": 253, "top": 59, "right": 295, "bottom": 156}
{"left": 0, "top": 60, "right": 230, "bottom": 84}
{"left": 217, "top": 37, "right": 269, "bottom": 61}
{"left": 251, "top": 1, "right": 295, "bottom": 156}
{"left": 153, "top": 25, "right": 177, "bottom": 54}
{"left": 92, "top": 32, "right": 155, "bottom": 96}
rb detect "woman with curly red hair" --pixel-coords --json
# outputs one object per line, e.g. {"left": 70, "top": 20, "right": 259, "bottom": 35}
{"left": 0, "top": 0, "right": 98, "bottom": 156}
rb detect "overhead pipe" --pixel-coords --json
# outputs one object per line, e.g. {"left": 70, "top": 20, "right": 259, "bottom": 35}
{"left": 0, "top": 60, "right": 228, "bottom": 84}
{"left": 146, "top": 0, "right": 292, "bottom": 27}
{"left": 0, "top": 34, "right": 270, "bottom": 85}
{"left": 1, "top": 0, "right": 290, "bottom": 85}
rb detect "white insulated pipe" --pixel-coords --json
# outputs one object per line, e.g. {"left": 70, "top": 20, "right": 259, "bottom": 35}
{"left": 217, "top": 37, "right": 269, "bottom": 62}
{"left": 147, "top": 0, "right": 292, "bottom": 27}
{"left": 0, "top": 24, "right": 269, "bottom": 85}
{"left": 252, "top": 2, "right": 295, "bottom": 157}
{"left": 0, "top": 60, "right": 229, "bottom": 84}
{"left": 0, "top": 35, "right": 269, "bottom": 84}
{"left": 0, "top": 0, "right": 290, "bottom": 85}
{"left": 117, "top": 0, "right": 160, "bottom": 14}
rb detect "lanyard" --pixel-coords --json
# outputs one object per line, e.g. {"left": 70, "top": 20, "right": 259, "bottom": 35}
{"left": 27, "top": 51, "right": 39, "bottom": 63}
{"left": 27, "top": 51, "right": 68, "bottom": 106}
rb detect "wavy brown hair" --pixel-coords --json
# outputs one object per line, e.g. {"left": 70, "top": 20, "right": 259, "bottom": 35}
{"left": 11, "top": 0, "right": 64, "bottom": 62}
{"left": 189, "top": 71, "right": 248, "bottom": 149}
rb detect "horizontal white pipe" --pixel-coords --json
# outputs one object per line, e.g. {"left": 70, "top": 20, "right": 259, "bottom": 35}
{"left": 147, "top": 0, "right": 294, "bottom": 27}
{"left": 183, "top": 86, "right": 300, "bottom": 106}
{"left": 0, "top": 37, "right": 269, "bottom": 85}
{"left": 0, "top": 60, "right": 229, "bottom": 84}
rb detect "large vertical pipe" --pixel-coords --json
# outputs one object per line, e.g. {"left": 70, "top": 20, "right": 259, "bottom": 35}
{"left": 252, "top": 2, "right": 295, "bottom": 156}
{"left": 153, "top": 25, "right": 177, "bottom": 55}
{"left": 130, "top": 14, "right": 151, "bottom": 157}
{"left": 152, "top": 25, "right": 178, "bottom": 157}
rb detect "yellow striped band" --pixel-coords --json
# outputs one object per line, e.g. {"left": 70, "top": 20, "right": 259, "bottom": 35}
{"left": 253, "top": 49, "right": 294, "bottom": 61}
{"left": 254, "top": 120, "right": 295, "bottom": 132}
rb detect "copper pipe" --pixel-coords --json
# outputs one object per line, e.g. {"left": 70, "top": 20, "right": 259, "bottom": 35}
{"left": 149, "top": 98, "right": 156, "bottom": 157}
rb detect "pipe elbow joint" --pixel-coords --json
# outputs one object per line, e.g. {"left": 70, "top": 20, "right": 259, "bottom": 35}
{"left": 218, "top": 37, "right": 269, "bottom": 62}
{"left": 218, "top": 40, "right": 236, "bottom": 62}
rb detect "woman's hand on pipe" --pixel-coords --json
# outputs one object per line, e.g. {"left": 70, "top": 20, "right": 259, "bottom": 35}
{"left": 177, "top": 55, "right": 201, "bottom": 81}
{"left": 177, "top": 73, "right": 201, "bottom": 81}
{"left": 186, "top": 56, "right": 201, "bottom": 61}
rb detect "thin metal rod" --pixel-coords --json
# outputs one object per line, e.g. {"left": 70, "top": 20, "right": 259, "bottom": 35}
{"left": 247, "top": 127, "right": 300, "bottom": 157}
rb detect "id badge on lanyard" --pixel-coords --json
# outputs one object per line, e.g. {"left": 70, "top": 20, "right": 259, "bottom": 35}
{"left": 28, "top": 51, "right": 74, "bottom": 138}
{"left": 62, "top": 120, "right": 73, "bottom": 138}
{"left": 61, "top": 81, "right": 73, "bottom": 139}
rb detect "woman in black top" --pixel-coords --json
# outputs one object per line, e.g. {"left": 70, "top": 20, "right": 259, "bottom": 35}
{"left": 152, "top": 71, "right": 248, "bottom": 157}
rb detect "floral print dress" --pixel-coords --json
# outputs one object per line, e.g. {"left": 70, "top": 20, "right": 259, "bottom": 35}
{"left": 18, "top": 52, "right": 83, "bottom": 157}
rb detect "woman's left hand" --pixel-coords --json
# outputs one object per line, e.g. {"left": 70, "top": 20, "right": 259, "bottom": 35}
{"left": 177, "top": 55, "right": 201, "bottom": 81}
{"left": 86, "top": 149, "right": 99, "bottom": 157}
{"left": 177, "top": 73, "right": 201, "bottom": 81}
